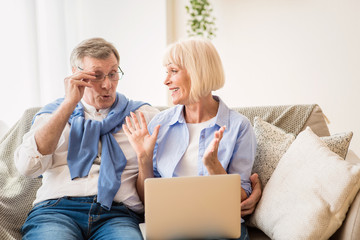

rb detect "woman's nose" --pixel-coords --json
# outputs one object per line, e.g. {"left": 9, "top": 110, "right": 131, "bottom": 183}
{"left": 164, "top": 74, "right": 170, "bottom": 85}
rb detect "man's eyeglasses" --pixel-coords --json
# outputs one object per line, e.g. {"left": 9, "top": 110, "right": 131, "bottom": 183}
{"left": 77, "top": 66, "right": 124, "bottom": 82}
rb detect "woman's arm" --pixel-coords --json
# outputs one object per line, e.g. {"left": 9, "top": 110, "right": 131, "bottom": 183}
{"left": 202, "top": 125, "right": 248, "bottom": 201}
{"left": 123, "top": 111, "right": 160, "bottom": 202}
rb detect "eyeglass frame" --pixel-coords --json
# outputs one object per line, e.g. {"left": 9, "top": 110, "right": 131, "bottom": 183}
{"left": 77, "top": 66, "right": 124, "bottom": 82}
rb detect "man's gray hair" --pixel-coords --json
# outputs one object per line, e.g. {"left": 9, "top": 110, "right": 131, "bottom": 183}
{"left": 70, "top": 37, "right": 120, "bottom": 68}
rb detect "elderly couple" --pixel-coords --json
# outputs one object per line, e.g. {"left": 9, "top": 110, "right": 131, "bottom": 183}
{"left": 14, "top": 37, "right": 261, "bottom": 240}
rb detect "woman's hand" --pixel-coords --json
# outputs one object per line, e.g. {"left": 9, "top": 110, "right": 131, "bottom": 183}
{"left": 123, "top": 111, "right": 160, "bottom": 164}
{"left": 202, "top": 126, "right": 226, "bottom": 174}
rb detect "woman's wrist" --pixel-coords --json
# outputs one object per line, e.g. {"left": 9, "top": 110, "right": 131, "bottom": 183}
{"left": 204, "top": 159, "right": 226, "bottom": 175}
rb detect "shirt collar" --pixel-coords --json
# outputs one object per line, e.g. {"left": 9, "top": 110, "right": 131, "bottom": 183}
{"left": 168, "top": 95, "right": 230, "bottom": 127}
{"left": 81, "top": 99, "right": 110, "bottom": 118}
{"left": 213, "top": 95, "right": 230, "bottom": 128}
{"left": 168, "top": 105, "right": 186, "bottom": 125}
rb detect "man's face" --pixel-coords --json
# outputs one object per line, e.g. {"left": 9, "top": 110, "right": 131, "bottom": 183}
{"left": 81, "top": 54, "right": 119, "bottom": 110}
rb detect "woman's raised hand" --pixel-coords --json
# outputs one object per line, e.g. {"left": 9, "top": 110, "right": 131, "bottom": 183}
{"left": 123, "top": 112, "right": 160, "bottom": 164}
{"left": 202, "top": 125, "right": 227, "bottom": 174}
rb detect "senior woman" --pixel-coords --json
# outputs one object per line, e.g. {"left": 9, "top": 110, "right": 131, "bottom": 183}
{"left": 124, "top": 38, "right": 259, "bottom": 240}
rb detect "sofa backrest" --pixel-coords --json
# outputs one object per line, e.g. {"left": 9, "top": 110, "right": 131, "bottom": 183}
{"left": 157, "top": 104, "right": 330, "bottom": 137}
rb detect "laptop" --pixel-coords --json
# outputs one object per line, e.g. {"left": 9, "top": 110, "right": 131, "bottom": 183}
{"left": 144, "top": 174, "right": 241, "bottom": 240}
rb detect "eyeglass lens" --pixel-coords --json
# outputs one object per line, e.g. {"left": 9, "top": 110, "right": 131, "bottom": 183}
{"left": 78, "top": 66, "right": 124, "bottom": 82}
{"left": 94, "top": 71, "right": 120, "bottom": 81}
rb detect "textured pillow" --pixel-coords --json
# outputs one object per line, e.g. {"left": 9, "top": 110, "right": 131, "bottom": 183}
{"left": 252, "top": 117, "right": 295, "bottom": 189}
{"left": 321, "top": 132, "right": 353, "bottom": 159}
{"left": 0, "top": 108, "right": 42, "bottom": 240}
{"left": 249, "top": 127, "right": 360, "bottom": 240}
{"left": 252, "top": 117, "right": 353, "bottom": 189}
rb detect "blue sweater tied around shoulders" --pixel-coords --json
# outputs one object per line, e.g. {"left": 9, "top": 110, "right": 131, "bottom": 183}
{"left": 34, "top": 93, "right": 147, "bottom": 210}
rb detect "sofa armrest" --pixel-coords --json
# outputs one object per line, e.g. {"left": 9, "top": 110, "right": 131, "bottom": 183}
{"left": 331, "top": 150, "right": 360, "bottom": 240}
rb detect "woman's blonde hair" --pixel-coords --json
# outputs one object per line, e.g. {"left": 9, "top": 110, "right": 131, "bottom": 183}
{"left": 70, "top": 37, "right": 120, "bottom": 68}
{"left": 163, "top": 37, "right": 225, "bottom": 103}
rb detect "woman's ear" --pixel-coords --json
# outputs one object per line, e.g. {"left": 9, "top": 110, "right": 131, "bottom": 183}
{"left": 72, "top": 67, "right": 76, "bottom": 74}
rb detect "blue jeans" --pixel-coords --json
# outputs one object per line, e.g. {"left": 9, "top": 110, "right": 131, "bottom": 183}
{"left": 240, "top": 223, "right": 250, "bottom": 240}
{"left": 21, "top": 196, "right": 144, "bottom": 240}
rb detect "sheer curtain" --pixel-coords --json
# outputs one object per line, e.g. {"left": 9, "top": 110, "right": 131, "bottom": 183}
{"left": 0, "top": 0, "right": 168, "bottom": 128}
{"left": 0, "top": 0, "right": 74, "bottom": 127}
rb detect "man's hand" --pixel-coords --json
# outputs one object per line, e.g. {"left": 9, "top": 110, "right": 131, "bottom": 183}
{"left": 64, "top": 70, "right": 94, "bottom": 105}
{"left": 241, "top": 173, "right": 262, "bottom": 217}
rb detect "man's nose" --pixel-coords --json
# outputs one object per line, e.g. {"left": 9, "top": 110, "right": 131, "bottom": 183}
{"left": 101, "top": 76, "right": 112, "bottom": 89}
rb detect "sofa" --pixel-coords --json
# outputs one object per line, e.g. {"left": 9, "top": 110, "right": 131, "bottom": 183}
{"left": 0, "top": 104, "right": 359, "bottom": 240}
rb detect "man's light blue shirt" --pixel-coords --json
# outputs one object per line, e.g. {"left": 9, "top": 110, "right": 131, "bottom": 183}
{"left": 147, "top": 96, "right": 257, "bottom": 196}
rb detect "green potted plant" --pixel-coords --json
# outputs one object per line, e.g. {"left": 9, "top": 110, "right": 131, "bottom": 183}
{"left": 185, "top": 0, "right": 217, "bottom": 39}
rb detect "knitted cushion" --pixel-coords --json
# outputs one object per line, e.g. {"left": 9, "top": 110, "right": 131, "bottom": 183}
{"left": 0, "top": 107, "right": 41, "bottom": 240}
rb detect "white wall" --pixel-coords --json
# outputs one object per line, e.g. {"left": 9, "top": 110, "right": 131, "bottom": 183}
{"left": 171, "top": 0, "right": 360, "bottom": 155}
{"left": 0, "top": 0, "right": 41, "bottom": 127}
{"left": 0, "top": 0, "right": 168, "bottom": 128}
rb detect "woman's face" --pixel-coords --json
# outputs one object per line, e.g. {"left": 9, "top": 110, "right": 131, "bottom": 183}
{"left": 164, "top": 63, "right": 191, "bottom": 105}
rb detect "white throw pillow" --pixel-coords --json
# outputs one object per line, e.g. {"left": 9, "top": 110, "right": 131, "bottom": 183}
{"left": 249, "top": 127, "right": 360, "bottom": 240}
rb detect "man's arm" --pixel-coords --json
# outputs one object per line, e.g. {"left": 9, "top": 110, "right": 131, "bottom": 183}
{"left": 35, "top": 70, "right": 93, "bottom": 155}
{"left": 241, "top": 173, "right": 262, "bottom": 217}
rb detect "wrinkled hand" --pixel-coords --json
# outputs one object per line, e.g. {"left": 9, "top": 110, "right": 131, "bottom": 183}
{"left": 63, "top": 69, "right": 94, "bottom": 105}
{"left": 202, "top": 126, "right": 226, "bottom": 174}
{"left": 241, "top": 173, "right": 262, "bottom": 217}
{"left": 123, "top": 112, "right": 160, "bottom": 164}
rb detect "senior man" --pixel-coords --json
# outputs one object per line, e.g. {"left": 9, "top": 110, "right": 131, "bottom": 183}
{"left": 14, "top": 38, "right": 159, "bottom": 239}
